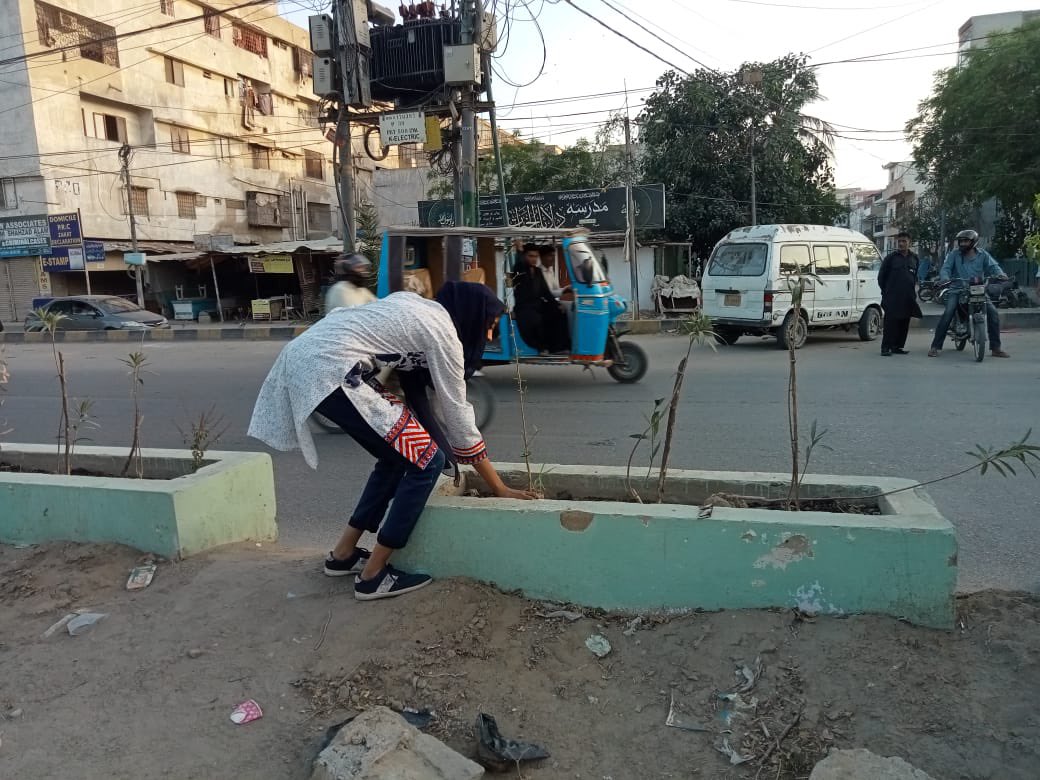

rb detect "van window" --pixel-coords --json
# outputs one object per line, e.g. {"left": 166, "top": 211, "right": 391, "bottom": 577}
{"left": 707, "top": 243, "right": 767, "bottom": 276}
{"left": 813, "top": 245, "right": 851, "bottom": 275}
{"left": 854, "top": 243, "right": 882, "bottom": 271}
{"left": 779, "top": 244, "right": 811, "bottom": 274}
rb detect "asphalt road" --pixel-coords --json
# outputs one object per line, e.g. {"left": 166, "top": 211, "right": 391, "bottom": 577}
{"left": 2, "top": 327, "right": 1038, "bottom": 593}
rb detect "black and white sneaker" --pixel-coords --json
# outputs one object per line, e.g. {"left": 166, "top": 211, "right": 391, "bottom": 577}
{"left": 323, "top": 548, "right": 371, "bottom": 577}
{"left": 354, "top": 565, "right": 432, "bottom": 601}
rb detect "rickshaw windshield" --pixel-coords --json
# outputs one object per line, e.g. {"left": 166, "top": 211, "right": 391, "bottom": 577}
{"left": 567, "top": 241, "right": 608, "bottom": 285}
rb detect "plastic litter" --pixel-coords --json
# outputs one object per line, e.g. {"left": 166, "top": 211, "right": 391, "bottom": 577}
{"left": 67, "top": 613, "right": 108, "bottom": 636}
{"left": 126, "top": 563, "right": 157, "bottom": 591}
{"left": 665, "top": 691, "right": 708, "bottom": 732}
{"left": 398, "top": 707, "right": 433, "bottom": 729}
{"left": 623, "top": 616, "right": 643, "bottom": 636}
{"left": 476, "top": 713, "right": 550, "bottom": 772}
{"left": 585, "top": 634, "right": 612, "bottom": 658}
{"left": 715, "top": 737, "right": 753, "bottom": 765}
{"left": 229, "top": 699, "right": 263, "bottom": 725}
{"left": 41, "top": 613, "right": 77, "bottom": 638}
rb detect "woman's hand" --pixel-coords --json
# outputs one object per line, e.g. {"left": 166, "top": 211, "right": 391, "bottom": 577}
{"left": 494, "top": 485, "right": 541, "bottom": 500}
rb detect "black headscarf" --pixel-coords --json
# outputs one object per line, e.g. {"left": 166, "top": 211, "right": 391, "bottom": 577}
{"left": 434, "top": 280, "right": 506, "bottom": 380}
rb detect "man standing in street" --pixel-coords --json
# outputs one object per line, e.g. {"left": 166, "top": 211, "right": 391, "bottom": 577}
{"left": 878, "top": 231, "right": 922, "bottom": 356}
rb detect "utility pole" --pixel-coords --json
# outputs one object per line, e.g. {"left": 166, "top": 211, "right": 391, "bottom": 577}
{"left": 336, "top": 105, "right": 356, "bottom": 253}
{"left": 119, "top": 143, "right": 145, "bottom": 308}
{"left": 458, "top": 2, "right": 479, "bottom": 227}
{"left": 623, "top": 108, "right": 639, "bottom": 320}
{"left": 741, "top": 67, "right": 764, "bottom": 227}
{"left": 483, "top": 53, "right": 509, "bottom": 226}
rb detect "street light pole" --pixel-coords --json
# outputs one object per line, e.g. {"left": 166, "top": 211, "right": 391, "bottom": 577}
{"left": 741, "top": 67, "right": 764, "bottom": 227}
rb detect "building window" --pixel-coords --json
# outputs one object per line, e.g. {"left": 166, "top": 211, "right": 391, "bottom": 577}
{"left": 304, "top": 150, "right": 324, "bottom": 180}
{"left": 194, "top": 193, "right": 207, "bottom": 208}
{"left": 307, "top": 202, "right": 332, "bottom": 233}
{"left": 202, "top": 70, "right": 212, "bottom": 79}
{"left": 126, "top": 186, "right": 149, "bottom": 216}
{"left": 292, "top": 47, "right": 312, "bottom": 79}
{"left": 204, "top": 11, "right": 221, "bottom": 38}
{"left": 35, "top": 1, "right": 119, "bottom": 66}
{"left": 176, "top": 191, "right": 196, "bottom": 219}
{"left": 1, "top": 178, "right": 17, "bottom": 209}
{"left": 164, "top": 56, "right": 184, "bottom": 87}
{"left": 93, "top": 112, "right": 127, "bottom": 143}
{"left": 297, "top": 104, "right": 319, "bottom": 128}
{"left": 225, "top": 198, "right": 245, "bottom": 213}
{"left": 232, "top": 24, "right": 267, "bottom": 58}
{"left": 217, "top": 136, "right": 232, "bottom": 160}
{"left": 171, "top": 126, "right": 190, "bottom": 154}
{"left": 250, "top": 144, "right": 270, "bottom": 170}
{"left": 159, "top": 0, "right": 174, "bottom": 15}
{"left": 224, "top": 78, "right": 236, "bottom": 98}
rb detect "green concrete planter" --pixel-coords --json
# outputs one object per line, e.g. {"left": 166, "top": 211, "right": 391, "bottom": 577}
{"left": 394, "top": 464, "right": 957, "bottom": 628}
{"left": 0, "top": 444, "right": 277, "bottom": 559}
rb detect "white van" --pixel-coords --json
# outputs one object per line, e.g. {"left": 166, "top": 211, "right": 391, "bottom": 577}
{"left": 701, "top": 224, "right": 884, "bottom": 348}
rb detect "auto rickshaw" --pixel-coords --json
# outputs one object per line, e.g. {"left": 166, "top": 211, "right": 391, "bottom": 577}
{"left": 376, "top": 226, "right": 648, "bottom": 383}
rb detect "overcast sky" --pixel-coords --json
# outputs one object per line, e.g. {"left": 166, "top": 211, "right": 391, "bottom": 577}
{"left": 282, "top": 0, "right": 1029, "bottom": 191}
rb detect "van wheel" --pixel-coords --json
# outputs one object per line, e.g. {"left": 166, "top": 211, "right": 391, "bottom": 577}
{"left": 776, "top": 311, "right": 807, "bottom": 350}
{"left": 858, "top": 307, "right": 881, "bottom": 341}
{"left": 714, "top": 326, "right": 741, "bottom": 346}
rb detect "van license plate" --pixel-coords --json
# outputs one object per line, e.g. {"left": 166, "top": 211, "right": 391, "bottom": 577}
{"left": 724, "top": 293, "right": 741, "bottom": 306}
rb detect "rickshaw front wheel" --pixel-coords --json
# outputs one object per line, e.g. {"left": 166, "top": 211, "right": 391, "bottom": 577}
{"left": 607, "top": 340, "right": 648, "bottom": 384}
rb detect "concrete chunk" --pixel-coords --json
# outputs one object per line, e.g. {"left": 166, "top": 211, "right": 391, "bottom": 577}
{"left": 311, "top": 706, "right": 484, "bottom": 780}
{"left": 810, "top": 749, "right": 936, "bottom": 780}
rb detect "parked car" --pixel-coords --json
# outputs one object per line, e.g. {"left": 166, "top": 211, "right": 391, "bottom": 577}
{"left": 701, "top": 224, "right": 884, "bottom": 349}
{"left": 24, "top": 296, "right": 169, "bottom": 332}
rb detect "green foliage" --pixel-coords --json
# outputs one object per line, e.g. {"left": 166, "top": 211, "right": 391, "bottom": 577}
{"left": 427, "top": 117, "right": 628, "bottom": 200}
{"left": 177, "top": 407, "right": 229, "bottom": 474}
{"left": 966, "top": 429, "right": 1040, "bottom": 478}
{"left": 893, "top": 190, "right": 975, "bottom": 259}
{"left": 908, "top": 20, "right": 1040, "bottom": 250}
{"left": 1023, "top": 195, "right": 1040, "bottom": 262}
{"left": 638, "top": 54, "right": 843, "bottom": 255}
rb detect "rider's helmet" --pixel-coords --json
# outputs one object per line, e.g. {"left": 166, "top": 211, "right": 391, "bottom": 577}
{"left": 955, "top": 229, "right": 979, "bottom": 251}
{"left": 333, "top": 253, "right": 372, "bottom": 286}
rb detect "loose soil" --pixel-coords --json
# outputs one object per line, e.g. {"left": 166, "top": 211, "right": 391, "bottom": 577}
{"left": 1, "top": 542, "right": 1037, "bottom": 779}
{"left": 0, "top": 462, "right": 112, "bottom": 478}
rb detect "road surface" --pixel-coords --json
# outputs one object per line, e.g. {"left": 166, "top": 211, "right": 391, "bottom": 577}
{"left": 3, "top": 327, "right": 1037, "bottom": 592}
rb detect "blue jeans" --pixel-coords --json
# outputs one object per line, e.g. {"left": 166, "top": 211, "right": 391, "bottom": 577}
{"left": 315, "top": 389, "right": 446, "bottom": 549}
{"left": 930, "top": 292, "right": 1001, "bottom": 350}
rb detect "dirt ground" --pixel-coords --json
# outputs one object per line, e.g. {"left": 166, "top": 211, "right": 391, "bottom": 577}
{"left": 1, "top": 542, "right": 1038, "bottom": 780}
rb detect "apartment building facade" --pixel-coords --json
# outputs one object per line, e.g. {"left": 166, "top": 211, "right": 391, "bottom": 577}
{"left": 0, "top": 0, "right": 375, "bottom": 320}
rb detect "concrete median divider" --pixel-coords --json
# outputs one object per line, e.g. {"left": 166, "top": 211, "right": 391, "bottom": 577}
{"left": 394, "top": 464, "right": 958, "bottom": 628}
{"left": 0, "top": 444, "right": 277, "bottom": 559}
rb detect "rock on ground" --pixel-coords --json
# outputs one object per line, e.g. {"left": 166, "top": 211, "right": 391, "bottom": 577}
{"left": 810, "top": 749, "right": 936, "bottom": 780}
{"left": 310, "top": 706, "right": 484, "bottom": 780}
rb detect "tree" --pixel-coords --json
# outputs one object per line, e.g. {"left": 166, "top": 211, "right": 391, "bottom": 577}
{"left": 638, "top": 54, "right": 842, "bottom": 255}
{"left": 907, "top": 20, "right": 1040, "bottom": 255}
{"left": 893, "top": 191, "right": 974, "bottom": 260}
{"left": 427, "top": 115, "right": 628, "bottom": 199}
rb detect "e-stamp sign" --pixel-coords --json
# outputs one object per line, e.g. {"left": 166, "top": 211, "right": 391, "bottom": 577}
{"left": 379, "top": 111, "right": 426, "bottom": 146}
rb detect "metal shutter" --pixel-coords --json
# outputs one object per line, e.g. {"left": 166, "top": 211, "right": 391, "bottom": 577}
{"left": 0, "top": 258, "right": 40, "bottom": 322}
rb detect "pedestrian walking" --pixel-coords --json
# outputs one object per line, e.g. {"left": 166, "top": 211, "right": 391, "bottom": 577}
{"left": 878, "top": 231, "right": 923, "bottom": 356}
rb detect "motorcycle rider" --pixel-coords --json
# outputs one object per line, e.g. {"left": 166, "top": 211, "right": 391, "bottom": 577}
{"left": 928, "top": 229, "right": 1010, "bottom": 358}
{"left": 325, "top": 253, "right": 375, "bottom": 312}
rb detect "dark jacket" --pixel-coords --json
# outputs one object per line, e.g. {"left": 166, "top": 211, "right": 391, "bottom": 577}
{"left": 878, "top": 250, "right": 923, "bottom": 319}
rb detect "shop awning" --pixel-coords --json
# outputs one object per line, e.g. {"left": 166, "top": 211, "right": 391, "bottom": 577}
{"left": 146, "top": 237, "right": 343, "bottom": 263}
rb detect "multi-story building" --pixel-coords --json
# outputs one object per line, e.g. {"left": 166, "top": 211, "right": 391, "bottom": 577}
{"left": 959, "top": 9, "right": 1040, "bottom": 61}
{"left": 0, "top": 0, "right": 376, "bottom": 321}
{"left": 877, "top": 161, "right": 925, "bottom": 253}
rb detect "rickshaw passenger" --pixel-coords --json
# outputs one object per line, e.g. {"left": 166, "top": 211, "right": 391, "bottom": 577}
{"left": 512, "top": 242, "right": 570, "bottom": 353}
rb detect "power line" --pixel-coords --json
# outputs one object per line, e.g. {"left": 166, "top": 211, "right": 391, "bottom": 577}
{"left": 560, "top": 0, "right": 690, "bottom": 75}
{"left": 593, "top": 0, "right": 714, "bottom": 70}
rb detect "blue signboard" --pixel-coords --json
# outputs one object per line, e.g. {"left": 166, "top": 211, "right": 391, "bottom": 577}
{"left": 40, "top": 240, "right": 105, "bottom": 272}
{"left": 0, "top": 212, "right": 83, "bottom": 257}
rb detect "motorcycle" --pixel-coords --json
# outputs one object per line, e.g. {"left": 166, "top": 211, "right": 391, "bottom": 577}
{"left": 986, "top": 278, "right": 1031, "bottom": 309}
{"left": 935, "top": 276, "right": 996, "bottom": 362}
{"left": 917, "top": 278, "right": 939, "bottom": 303}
